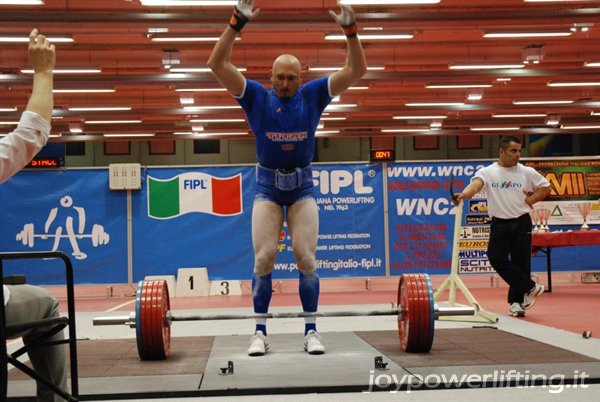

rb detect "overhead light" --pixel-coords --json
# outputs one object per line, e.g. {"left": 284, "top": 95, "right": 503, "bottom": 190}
{"left": 180, "top": 93, "right": 195, "bottom": 105}
{"left": 152, "top": 36, "right": 239, "bottom": 42}
{"left": 493, "top": 114, "right": 546, "bottom": 118}
{"left": 548, "top": 82, "right": 600, "bottom": 87}
{"left": 584, "top": 62, "right": 600, "bottom": 67}
{"left": 0, "top": 1, "right": 44, "bottom": 4}
{"left": 53, "top": 89, "right": 115, "bottom": 93}
{"left": 141, "top": 1, "right": 236, "bottom": 5}
{"left": 85, "top": 120, "right": 142, "bottom": 124}
{"left": 0, "top": 107, "right": 17, "bottom": 112}
{"left": 0, "top": 35, "right": 73, "bottom": 43}
{"left": 524, "top": 0, "right": 593, "bottom": 2}
{"left": 324, "top": 103, "right": 357, "bottom": 110}
{"left": 484, "top": 31, "right": 571, "bottom": 38}
{"left": 349, "top": 86, "right": 369, "bottom": 90}
{"left": 382, "top": 128, "right": 431, "bottom": 133}
{"left": 430, "top": 121, "right": 443, "bottom": 129}
{"left": 394, "top": 115, "right": 447, "bottom": 119}
{"left": 161, "top": 49, "right": 180, "bottom": 69}
{"left": 513, "top": 100, "right": 574, "bottom": 105}
{"left": 68, "top": 123, "right": 83, "bottom": 133}
{"left": 68, "top": 106, "right": 132, "bottom": 111}
{"left": 449, "top": 64, "right": 525, "bottom": 70}
{"left": 591, "top": 111, "right": 600, "bottom": 116}
{"left": 0, "top": 121, "right": 18, "bottom": 124}
{"left": 325, "top": 33, "right": 414, "bottom": 41}
{"left": 320, "top": 117, "right": 347, "bottom": 121}
{"left": 496, "top": 78, "right": 512, "bottom": 82}
{"left": 339, "top": 1, "right": 441, "bottom": 4}
{"left": 191, "top": 125, "right": 204, "bottom": 132}
{"left": 426, "top": 84, "right": 492, "bottom": 89}
{"left": 471, "top": 127, "right": 520, "bottom": 131}
{"left": 173, "top": 131, "right": 247, "bottom": 136}
{"left": 545, "top": 114, "right": 561, "bottom": 126}
{"left": 405, "top": 102, "right": 465, "bottom": 106}
{"left": 522, "top": 45, "right": 545, "bottom": 64}
{"left": 170, "top": 67, "right": 246, "bottom": 73}
{"left": 183, "top": 105, "right": 241, "bottom": 111}
{"left": 561, "top": 125, "right": 600, "bottom": 130}
{"left": 467, "top": 90, "right": 484, "bottom": 101}
{"left": 21, "top": 68, "right": 101, "bottom": 74}
{"left": 189, "top": 118, "right": 245, "bottom": 123}
{"left": 175, "top": 88, "right": 227, "bottom": 92}
{"left": 309, "top": 66, "right": 383, "bottom": 71}
{"left": 103, "top": 133, "right": 156, "bottom": 137}
{"left": 315, "top": 130, "right": 340, "bottom": 136}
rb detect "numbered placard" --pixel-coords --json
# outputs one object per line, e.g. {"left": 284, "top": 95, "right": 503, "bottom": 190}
{"left": 176, "top": 268, "right": 210, "bottom": 297}
{"left": 209, "top": 280, "right": 242, "bottom": 296}
{"left": 144, "top": 275, "right": 176, "bottom": 298}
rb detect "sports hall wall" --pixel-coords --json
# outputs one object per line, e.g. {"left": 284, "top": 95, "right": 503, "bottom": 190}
{"left": 1, "top": 158, "right": 598, "bottom": 286}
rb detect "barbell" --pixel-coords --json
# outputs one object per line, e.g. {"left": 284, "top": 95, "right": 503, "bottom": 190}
{"left": 16, "top": 223, "right": 110, "bottom": 247}
{"left": 93, "top": 274, "right": 478, "bottom": 360}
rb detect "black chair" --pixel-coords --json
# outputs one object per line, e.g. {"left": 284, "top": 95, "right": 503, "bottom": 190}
{"left": 1, "top": 251, "right": 79, "bottom": 402}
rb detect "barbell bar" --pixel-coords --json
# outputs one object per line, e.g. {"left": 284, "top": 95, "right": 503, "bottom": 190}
{"left": 93, "top": 274, "right": 478, "bottom": 360}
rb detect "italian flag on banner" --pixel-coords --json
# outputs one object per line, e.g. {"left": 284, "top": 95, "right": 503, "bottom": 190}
{"left": 147, "top": 173, "right": 243, "bottom": 219}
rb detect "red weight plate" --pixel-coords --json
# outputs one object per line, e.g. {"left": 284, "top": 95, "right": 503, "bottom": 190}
{"left": 141, "top": 280, "right": 156, "bottom": 359}
{"left": 148, "top": 281, "right": 160, "bottom": 358}
{"left": 139, "top": 280, "right": 152, "bottom": 359}
{"left": 150, "top": 280, "right": 165, "bottom": 359}
{"left": 406, "top": 274, "right": 422, "bottom": 352}
{"left": 158, "top": 280, "right": 171, "bottom": 358}
{"left": 414, "top": 274, "right": 430, "bottom": 352}
{"left": 397, "top": 275, "right": 409, "bottom": 351}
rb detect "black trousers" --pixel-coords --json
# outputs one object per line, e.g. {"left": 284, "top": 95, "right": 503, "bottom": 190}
{"left": 487, "top": 213, "right": 536, "bottom": 304}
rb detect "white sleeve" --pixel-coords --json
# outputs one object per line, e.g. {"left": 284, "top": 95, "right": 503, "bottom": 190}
{"left": 0, "top": 111, "right": 50, "bottom": 184}
{"left": 527, "top": 166, "right": 550, "bottom": 189}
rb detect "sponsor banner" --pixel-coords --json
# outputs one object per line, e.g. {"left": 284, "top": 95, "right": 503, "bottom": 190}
{"left": 466, "top": 215, "right": 492, "bottom": 225}
{"left": 133, "top": 164, "right": 385, "bottom": 281}
{"left": 133, "top": 166, "right": 254, "bottom": 281}
{"left": 0, "top": 169, "right": 128, "bottom": 284}
{"left": 387, "top": 161, "right": 489, "bottom": 274}
{"left": 460, "top": 226, "right": 490, "bottom": 240}
{"left": 147, "top": 172, "right": 242, "bottom": 218}
{"left": 274, "top": 164, "right": 386, "bottom": 277}
{"left": 527, "top": 159, "right": 600, "bottom": 225}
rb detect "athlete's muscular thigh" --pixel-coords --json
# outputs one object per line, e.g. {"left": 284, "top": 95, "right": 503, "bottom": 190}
{"left": 287, "top": 198, "right": 319, "bottom": 273}
{"left": 252, "top": 200, "right": 284, "bottom": 275}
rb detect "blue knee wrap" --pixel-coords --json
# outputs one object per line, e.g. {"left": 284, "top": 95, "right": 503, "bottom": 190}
{"left": 252, "top": 273, "right": 272, "bottom": 314}
{"left": 299, "top": 271, "right": 320, "bottom": 312}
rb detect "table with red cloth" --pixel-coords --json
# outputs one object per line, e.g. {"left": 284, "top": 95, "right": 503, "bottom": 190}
{"left": 532, "top": 229, "right": 600, "bottom": 292}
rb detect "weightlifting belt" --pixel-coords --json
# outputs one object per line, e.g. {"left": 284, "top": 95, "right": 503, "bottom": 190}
{"left": 256, "top": 165, "right": 312, "bottom": 191}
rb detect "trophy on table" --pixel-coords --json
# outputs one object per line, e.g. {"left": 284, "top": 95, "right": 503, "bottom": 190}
{"left": 537, "top": 208, "right": 550, "bottom": 232}
{"left": 577, "top": 202, "right": 592, "bottom": 230}
{"left": 529, "top": 208, "right": 540, "bottom": 232}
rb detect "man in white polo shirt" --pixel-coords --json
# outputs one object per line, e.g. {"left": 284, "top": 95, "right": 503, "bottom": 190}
{"left": 1, "top": 29, "right": 67, "bottom": 402}
{"left": 456, "top": 136, "right": 551, "bottom": 317}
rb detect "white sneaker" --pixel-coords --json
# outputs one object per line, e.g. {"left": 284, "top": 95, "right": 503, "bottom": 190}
{"left": 508, "top": 302, "right": 525, "bottom": 317}
{"left": 248, "top": 331, "right": 268, "bottom": 356}
{"left": 522, "top": 283, "right": 544, "bottom": 310}
{"left": 303, "top": 330, "right": 325, "bottom": 355}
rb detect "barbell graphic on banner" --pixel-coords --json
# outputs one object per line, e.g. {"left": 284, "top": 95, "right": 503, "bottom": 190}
{"left": 16, "top": 223, "right": 110, "bottom": 248}
{"left": 93, "top": 274, "right": 478, "bottom": 360}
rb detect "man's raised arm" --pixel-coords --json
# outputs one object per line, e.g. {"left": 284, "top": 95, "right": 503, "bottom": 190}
{"left": 208, "top": 0, "right": 260, "bottom": 97}
{"left": 328, "top": 3, "right": 368, "bottom": 96}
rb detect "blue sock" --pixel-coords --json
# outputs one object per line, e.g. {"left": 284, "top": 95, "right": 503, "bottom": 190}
{"left": 252, "top": 273, "right": 272, "bottom": 335}
{"left": 299, "top": 271, "right": 320, "bottom": 335}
